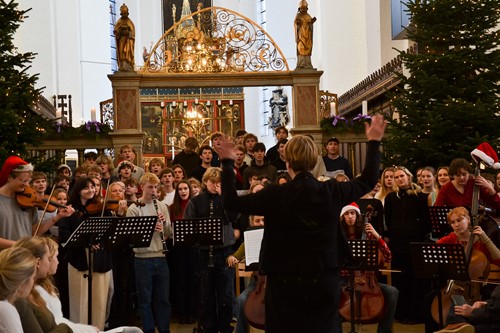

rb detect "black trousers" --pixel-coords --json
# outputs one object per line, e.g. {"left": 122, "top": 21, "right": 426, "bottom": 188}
{"left": 265, "top": 270, "right": 341, "bottom": 333}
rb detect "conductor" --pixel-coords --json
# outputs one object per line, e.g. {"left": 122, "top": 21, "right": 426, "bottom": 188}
{"left": 217, "top": 115, "right": 387, "bottom": 332}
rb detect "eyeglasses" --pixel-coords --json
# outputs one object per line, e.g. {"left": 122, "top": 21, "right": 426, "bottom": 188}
{"left": 16, "top": 177, "right": 32, "bottom": 185}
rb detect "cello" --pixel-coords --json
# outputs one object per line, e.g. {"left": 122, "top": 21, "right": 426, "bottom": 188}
{"left": 243, "top": 272, "right": 266, "bottom": 329}
{"left": 431, "top": 163, "right": 491, "bottom": 325}
{"left": 339, "top": 206, "right": 385, "bottom": 327}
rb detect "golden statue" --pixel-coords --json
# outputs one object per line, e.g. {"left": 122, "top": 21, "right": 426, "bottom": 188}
{"left": 114, "top": 4, "right": 135, "bottom": 71}
{"left": 294, "top": 0, "right": 316, "bottom": 69}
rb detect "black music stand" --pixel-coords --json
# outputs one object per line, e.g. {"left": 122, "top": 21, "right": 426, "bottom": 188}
{"left": 104, "top": 215, "right": 158, "bottom": 249}
{"left": 62, "top": 217, "right": 114, "bottom": 325}
{"left": 410, "top": 242, "right": 469, "bottom": 328}
{"left": 428, "top": 206, "right": 453, "bottom": 240}
{"left": 344, "top": 239, "right": 379, "bottom": 333}
{"left": 172, "top": 217, "right": 224, "bottom": 246}
{"left": 173, "top": 217, "right": 224, "bottom": 333}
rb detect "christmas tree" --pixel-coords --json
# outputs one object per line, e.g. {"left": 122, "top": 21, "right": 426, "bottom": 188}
{"left": 383, "top": 0, "right": 500, "bottom": 171}
{"left": 0, "top": 0, "right": 50, "bottom": 166}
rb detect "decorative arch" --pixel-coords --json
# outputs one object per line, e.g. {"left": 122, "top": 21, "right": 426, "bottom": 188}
{"left": 140, "top": 6, "right": 289, "bottom": 73}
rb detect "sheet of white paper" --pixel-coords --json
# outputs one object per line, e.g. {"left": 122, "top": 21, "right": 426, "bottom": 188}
{"left": 244, "top": 228, "right": 264, "bottom": 266}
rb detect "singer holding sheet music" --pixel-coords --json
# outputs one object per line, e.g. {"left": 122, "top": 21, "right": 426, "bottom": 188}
{"left": 217, "top": 115, "right": 387, "bottom": 333}
{"left": 126, "top": 173, "right": 172, "bottom": 333}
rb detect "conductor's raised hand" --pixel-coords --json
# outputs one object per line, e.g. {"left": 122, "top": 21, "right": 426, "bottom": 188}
{"left": 215, "top": 137, "right": 237, "bottom": 160}
{"left": 365, "top": 114, "right": 387, "bottom": 142}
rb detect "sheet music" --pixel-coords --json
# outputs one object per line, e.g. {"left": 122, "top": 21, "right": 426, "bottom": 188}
{"left": 244, "top": 228, "right": 264, "bottom": 266}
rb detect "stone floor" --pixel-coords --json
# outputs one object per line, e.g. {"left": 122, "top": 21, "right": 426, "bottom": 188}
{"left": 165, "top": 319, "right": 425, "bottom": 333}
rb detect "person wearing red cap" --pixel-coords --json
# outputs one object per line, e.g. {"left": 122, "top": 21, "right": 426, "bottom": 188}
{"left": 339, "top": 202, "right": 398, "bottom": 333}
{"left": 0, "top": 156, "right": 74, "bottom": 249}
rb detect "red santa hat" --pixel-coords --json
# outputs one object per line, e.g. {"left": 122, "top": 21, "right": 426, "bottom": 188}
{"left": 340, "top": 202, "right": 361, "bottom": 217}
{"left": 0, "top": 156, "right": 34, "bottom": 187}
{"left": 471, "top": 142, "right": 500, "bottom": 169}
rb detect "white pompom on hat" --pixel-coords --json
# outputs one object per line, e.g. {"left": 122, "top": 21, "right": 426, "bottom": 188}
{"left": 340, "top": 202, "right": 361, "bottom": 217}
{"left": 471, "top": 142, "right": 500, "bottom": 169}
{"left": 0, "top": 156, "right": 34, "bottom": 187}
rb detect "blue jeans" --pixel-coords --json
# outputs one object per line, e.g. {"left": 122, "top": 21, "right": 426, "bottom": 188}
{"left": 197, "top": 247, "right": 234, "bottom": 333}
{"left": 134, "top": 257, "right": 171, "bottom": 333}
{"left": 378, "top": 283, "right": 399, "bottom": 333}
{"left": 235, "top": 278, "right": 257, "bottom": 333}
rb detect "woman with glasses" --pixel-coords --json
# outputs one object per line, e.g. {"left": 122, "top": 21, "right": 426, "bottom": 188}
{"left": 385, "top": 166, "right": 431, "bottom": 324}
{"left": 0, "top": 156, "right": 74, "bottom": 249}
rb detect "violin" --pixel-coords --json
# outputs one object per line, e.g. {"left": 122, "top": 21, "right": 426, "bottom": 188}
{"left": 339, "top": 206, "right": 385, "bottom": 325}
{"left": 85, "top": 195, "right": 144, "bottom": 215}
{"left": 244, "top": 272, "right": 266, "bottom": 330}
{"left": 16, "top": 186, "right": 67, "bottom": 212}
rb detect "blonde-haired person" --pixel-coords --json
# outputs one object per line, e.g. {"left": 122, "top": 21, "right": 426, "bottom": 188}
{"left": 96, "top": 154, "right": 118, "bottom": 193}
{"left": 13, "top": 236, "right": 72, "bottom": 333}
{"left": 187, "top": 177, "right": 201, "bottom": 197}
{"left": 126, "top": 172, "right": 172, "bottom": 333}
{"left": 0, "top": 247, "right": 37, "bottom": 333}
{"left": 384, "top": 166, "right": 431, "bottom": 324}
{"left": 34, "top": 237, "right": 143, "bottom": 333}
{"left": 374, "top": 167, "right": 395, "bottom": 205}
{"left": 147, "top": 157, "right": 165, "bottom": 177}
{"left": 217, "top": 115, "right": 386, "bottom": 333}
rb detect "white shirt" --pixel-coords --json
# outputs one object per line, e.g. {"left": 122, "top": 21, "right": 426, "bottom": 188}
{"left": 0, "top": 300, "right": 23, "bottom": 333}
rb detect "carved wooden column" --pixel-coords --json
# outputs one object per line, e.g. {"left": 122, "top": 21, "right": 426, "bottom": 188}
{"left": 290, "top": 69, "right": 323, "bottom": 146}
{"left": 107, "top": 72, "right": 145, "bottom": 167}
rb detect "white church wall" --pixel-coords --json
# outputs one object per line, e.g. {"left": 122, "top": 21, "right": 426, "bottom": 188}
{"left": 15, "top": 0, "right": 407, "bottom": 151}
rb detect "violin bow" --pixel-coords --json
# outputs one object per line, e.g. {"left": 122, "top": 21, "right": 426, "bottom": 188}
{"left": 34, "top": 184, "right": 57, "bottom": 235}
{"left": 100, "top": 178, "right": 112, "bottom": 217}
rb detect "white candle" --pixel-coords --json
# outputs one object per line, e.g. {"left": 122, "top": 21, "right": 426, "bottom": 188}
{"left": 183, "top": 101, "right": 188, "bottom": 107}
{"left": 229, "top": 100, "right": 233, "bottom": 106}
{"left": 195, "top": 98, "right": 199, "bottom": 104}
{"left": 172, "top": 101, "right": 176, "bottom": 107}
{"left": 206, "top": 100, "right": 211, "bottom": 106}
{"left": 330, "top": 102, "right": 336, "bottom": 116}
{"left": 171, "top": 145, "right": 175, "bottom": 160}
{"left": 362, "top": 100, "right": 368, "bottom": 116}
{"left": 90, "top": 107, "right": 96, "bottom": 122}
{"left": 160, "top": 101, "right": 165, "bottom": 108}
